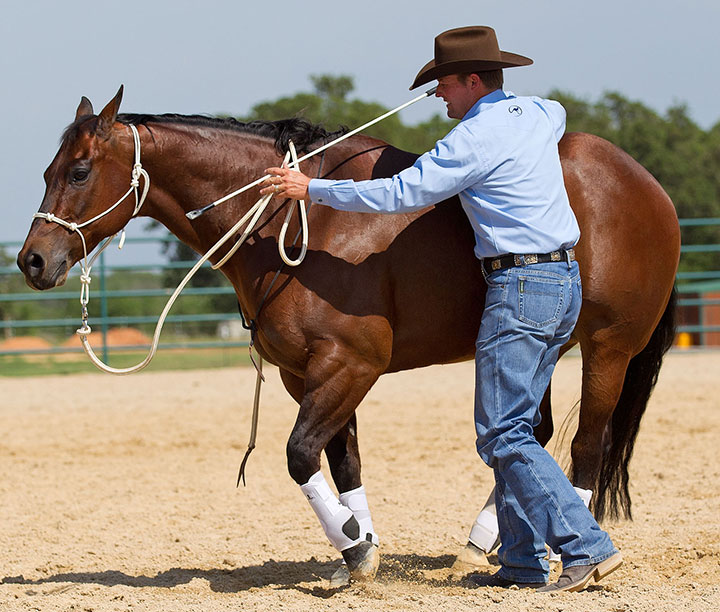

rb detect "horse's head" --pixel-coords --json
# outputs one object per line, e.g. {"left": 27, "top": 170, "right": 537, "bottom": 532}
{"left": 18, "top": 86, "right": 138, "bottom": 290}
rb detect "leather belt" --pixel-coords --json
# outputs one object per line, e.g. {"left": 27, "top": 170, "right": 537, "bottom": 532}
{"left": 482, "top": 248, "right": 575, "bottom": 276}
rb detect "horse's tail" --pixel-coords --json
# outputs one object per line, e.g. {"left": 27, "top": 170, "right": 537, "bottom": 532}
{"left": 591, "top": 287, "right": 677, "bottom": 522}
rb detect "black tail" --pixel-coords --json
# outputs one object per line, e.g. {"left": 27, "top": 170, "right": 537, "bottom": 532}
{"left": 591, "top": 287, "right": 677, "bottom": 522}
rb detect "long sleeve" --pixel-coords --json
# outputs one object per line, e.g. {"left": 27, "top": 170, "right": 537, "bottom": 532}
{"left": 308, "top": 124, "right": 488, "bottom": 214}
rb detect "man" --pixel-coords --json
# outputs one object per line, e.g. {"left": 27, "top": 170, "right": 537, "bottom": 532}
{"left": 261, "top": 25, "right": 622, "bottom": 592}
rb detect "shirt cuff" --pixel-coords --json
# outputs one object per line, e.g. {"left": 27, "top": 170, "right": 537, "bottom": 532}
{"left": 308, "top": 178, "right": 335, "bottom": 205}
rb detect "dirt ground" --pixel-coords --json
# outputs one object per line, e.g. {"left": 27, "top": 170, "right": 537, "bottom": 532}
{"left": 1, "top": 350, "right": 718, "bottom": 612}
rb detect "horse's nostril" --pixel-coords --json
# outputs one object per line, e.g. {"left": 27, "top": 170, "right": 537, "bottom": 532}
{"left": 27, "top": 252, "right": 45, "bottom": 272}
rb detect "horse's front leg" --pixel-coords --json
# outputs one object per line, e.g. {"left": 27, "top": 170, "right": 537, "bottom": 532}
{"left": 323, "top": 413, "right": 380, "bottom": 586}
{"left": 285, "top": 343, "right": 385, "bottom": 583}
{"left": 280, "top": 368, "right": 378, "bottom": 544}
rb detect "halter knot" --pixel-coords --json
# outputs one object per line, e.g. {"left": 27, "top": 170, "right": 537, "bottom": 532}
{"left": 80, "top": 272, "right": 92, "bottom": 285}
{"left": 69, "top": 222, "right": 78, "bottom": 232}
{"left": 131, "top": 163, "right": 143, "bottom": 187}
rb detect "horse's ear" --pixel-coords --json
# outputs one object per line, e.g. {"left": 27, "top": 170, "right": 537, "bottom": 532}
{"left": 75, "top": 96, "right": 94, "bottom": 121}
{"left": 96, "top": 85, "right": 124, "bottom": 138}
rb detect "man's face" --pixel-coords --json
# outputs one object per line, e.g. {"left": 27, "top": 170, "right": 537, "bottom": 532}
{"left": 435, "top": 74, "right": 478, "bottom": 119}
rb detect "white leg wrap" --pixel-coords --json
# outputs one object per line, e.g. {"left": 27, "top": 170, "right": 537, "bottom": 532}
{"left": 574, "top": 486, "right": 593, "bottom": 508}
{"left": 300, "top": 471, "right": 361, "bottom": 552}
{"left": 468, "top": 489, "right": 500, "bottom": 553}
{"left": 339, "top": 485, "right": 379, "bottom": 546}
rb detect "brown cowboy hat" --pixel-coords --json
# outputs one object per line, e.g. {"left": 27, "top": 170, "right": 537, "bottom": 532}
{"left": 410, "top": 26, "right": 533, "bottom": 89}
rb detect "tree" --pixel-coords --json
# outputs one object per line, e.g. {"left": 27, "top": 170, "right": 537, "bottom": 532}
{"left": 241, "top": 73, "right": 455, "bottom": 153}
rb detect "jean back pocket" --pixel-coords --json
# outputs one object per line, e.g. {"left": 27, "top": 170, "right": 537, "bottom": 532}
{"left": 518, "top": 275, "right": 565, "bottom": 328}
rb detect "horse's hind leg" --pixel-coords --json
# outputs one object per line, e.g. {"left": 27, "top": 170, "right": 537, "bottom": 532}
{"left": 284, "top": 347, "right": 384, "bottom": 583}
{"left": 570, "top": 342, "right": 631, "bottom": 512}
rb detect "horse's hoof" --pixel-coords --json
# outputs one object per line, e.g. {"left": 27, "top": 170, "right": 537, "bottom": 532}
{"left": 329, "top": 562, "right": 351, "bottom": 588}
{"left": 341, "top": 540, "right": 380, "bottom": 582}
{"left": 451, "top": 541, "right": 492, "bottom": 573}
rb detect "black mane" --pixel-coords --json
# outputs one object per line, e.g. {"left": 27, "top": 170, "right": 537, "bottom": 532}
{"left": 116, "top": 113, "right": 348, "bottom": 155}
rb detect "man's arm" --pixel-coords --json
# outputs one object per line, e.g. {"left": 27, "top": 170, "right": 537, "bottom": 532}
{"left": 261, "top": 125, "right": 488, "bottom": 213}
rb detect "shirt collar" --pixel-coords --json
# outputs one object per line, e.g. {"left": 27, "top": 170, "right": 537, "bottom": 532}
{"left": 462, "top": 89, "right": 515, "bottom": 120}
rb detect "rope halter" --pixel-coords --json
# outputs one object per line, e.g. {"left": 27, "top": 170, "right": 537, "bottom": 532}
{"left": 32, "top": 124, "right": 150, "bottom": 335}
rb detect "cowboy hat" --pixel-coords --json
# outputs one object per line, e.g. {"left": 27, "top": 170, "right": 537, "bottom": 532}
{"left": 410, "top": 26, "right": 533, "bottom": 90}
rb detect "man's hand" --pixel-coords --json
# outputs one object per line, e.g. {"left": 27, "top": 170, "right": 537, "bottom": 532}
{"left": 260, "top": 167, "right": 311, "bottom": 201}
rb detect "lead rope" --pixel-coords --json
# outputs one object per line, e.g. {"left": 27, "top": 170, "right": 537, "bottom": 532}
{"left": 33, "top": 87, "right": 436, "bottom": 483}
{"left": 234, "top": 144, "right": 322, "bottom": 486}
{"left": 38, "top": 138, "right": 306, "bottom": 376}
{"left": 34, "top": 86, "right": 438, "bottom": 374}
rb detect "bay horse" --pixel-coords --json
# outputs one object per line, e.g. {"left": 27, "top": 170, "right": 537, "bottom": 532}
{"left": 18, "top": 88, "right": 680, "bottom": 582}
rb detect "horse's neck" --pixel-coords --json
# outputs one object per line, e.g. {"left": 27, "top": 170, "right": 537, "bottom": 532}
{"left": 139, "top": 125, "right": 279, "bottom": 254}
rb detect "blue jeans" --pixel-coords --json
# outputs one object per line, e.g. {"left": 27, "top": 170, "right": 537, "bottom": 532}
{"left": 475, "top": 259, "right": 617, "bottom": 583}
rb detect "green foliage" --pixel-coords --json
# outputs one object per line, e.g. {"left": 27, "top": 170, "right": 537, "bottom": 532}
{"left": 241, "top": 74, "right": 456, "bottom": 153}
{"left": 0, "top": 347, "right": 251, "bottom": 377}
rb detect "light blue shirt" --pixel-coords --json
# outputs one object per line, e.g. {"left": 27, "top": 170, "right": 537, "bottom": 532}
{"left": 308, "top": 89, "right": 580, "bottom": 259}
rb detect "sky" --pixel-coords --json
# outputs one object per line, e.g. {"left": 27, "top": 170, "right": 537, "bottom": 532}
{"left": 1, "top": 0, "right": 715, "bottom": 263}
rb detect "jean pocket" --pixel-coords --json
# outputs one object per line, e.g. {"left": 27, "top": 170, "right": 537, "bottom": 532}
{"left": 518, "top": 276, "right": 564, "bottom": 328}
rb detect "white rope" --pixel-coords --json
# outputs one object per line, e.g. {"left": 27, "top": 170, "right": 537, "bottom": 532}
{"left": 212, "top": 140, "right": 308, "bottom": 270}
{"left": 36, "top": 131, "right": 307, "bottom": 374}
{"left": 185, "top": 86, "right": 437, "bottom": 220}
{"left": 33, "top": 87, "right": 436, "bottom": 375}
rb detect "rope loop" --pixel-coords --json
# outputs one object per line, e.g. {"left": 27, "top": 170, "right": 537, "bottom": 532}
{"left": 76, "top": 323, "right": 92, "bottom": 336}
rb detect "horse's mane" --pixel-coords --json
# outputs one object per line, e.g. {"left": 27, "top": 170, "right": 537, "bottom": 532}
{"left": 61, "top": 113, "right": 348, "bottom": 155}
{"left": 116, "top": 114, "right": 349, "bottom": 155}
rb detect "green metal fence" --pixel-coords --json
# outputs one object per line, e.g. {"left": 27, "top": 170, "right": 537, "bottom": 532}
{"left": 1, "top": 236, "right": 247, "bottom": 360}
{"left": 2, "top": 218, "right": 720, "bottom": 356}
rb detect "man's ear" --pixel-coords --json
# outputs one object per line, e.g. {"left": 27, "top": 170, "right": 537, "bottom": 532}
{"left": 469, "top": 73, "right": 483, "bottom": 90}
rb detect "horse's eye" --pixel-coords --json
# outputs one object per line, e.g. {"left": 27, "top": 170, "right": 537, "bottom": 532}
{"left": 71, "top": 168, "right": 90, "bottom": 183}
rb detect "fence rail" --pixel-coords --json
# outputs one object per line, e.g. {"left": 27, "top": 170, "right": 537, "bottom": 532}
{"left": 2, "top": 218, "right": 720, "bottom": 357}
{"left": 1, "top": 236, "right": 245, "bottom": 361}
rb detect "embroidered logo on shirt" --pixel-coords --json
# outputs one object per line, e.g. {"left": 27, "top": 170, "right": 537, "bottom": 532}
{"left": 508, "top": 105, "right": 523, "bottom": 116}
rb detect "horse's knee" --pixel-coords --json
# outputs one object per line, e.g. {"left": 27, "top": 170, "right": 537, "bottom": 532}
{"left": 286, "top": 431, "right": 319, "bottom": 485}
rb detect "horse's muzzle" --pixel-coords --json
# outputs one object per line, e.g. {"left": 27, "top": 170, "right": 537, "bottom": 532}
{"left": 17, "top": 246, "right": 69, "bottom": 290}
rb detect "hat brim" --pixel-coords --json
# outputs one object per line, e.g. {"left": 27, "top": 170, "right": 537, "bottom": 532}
{"left": 410, "top": 52, "right": 533, "bottom": 90}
